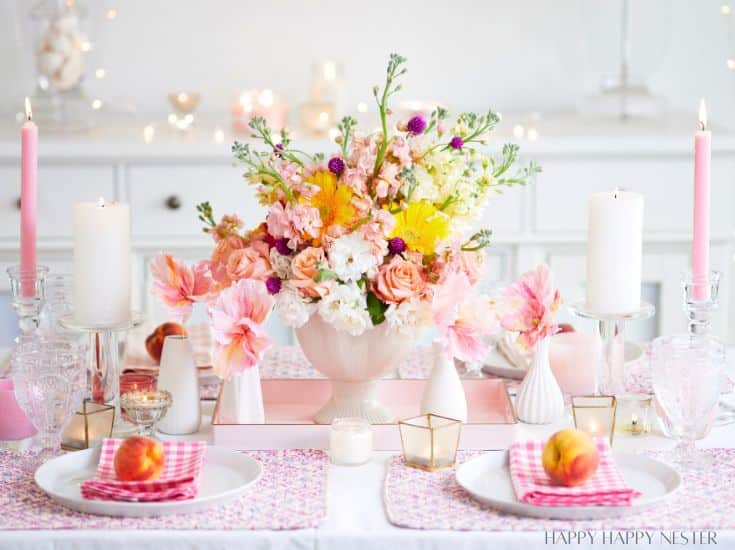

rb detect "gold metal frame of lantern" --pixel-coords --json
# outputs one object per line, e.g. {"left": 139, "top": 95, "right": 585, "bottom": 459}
{"left": 61, "top": 401, "right": 115, "bottom": 451}
{"left": 398, "top": 413, "right": 463, "bottom": 472}
{"left": 571, "top": 395, "right": 617, "bottom": 445}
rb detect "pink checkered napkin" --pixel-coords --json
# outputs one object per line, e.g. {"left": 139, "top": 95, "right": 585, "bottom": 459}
{"left": 80, "top": 439, "right": 207, "bottom": 502}
{"left": 509, "top": 438, "right": 641, "bottom": 507}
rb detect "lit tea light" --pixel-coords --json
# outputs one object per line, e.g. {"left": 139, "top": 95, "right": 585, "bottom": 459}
{"left": 398, "top": 413, "right": 462, "bottom": 472}
{"left": 615, "top": 393, "right": 652, "bottom": 436}
{"left": 95, "top": 68, "right": 106, "bottom": 79}
{"left": 213, "top": 126, "right": 225, "bottom": 144}
{"left": 231, "top": 89, "right": 287, "bottom": 132}
{"left": 142, "top": 124, "right": 155, "bottom": 143}
{"left": 513, "top": 124, "right": 525, "bottom": 139}
{"left": 91, "top": 99, "right": 102, "bottom": 110}
{"left": 571, "top": 395, "right": 617, "bottom": 444}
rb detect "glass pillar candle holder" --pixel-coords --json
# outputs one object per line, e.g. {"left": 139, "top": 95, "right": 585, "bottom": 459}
{"left": 61, "top": 400, "right": 114, "bottom": 451}
{"left": 399, "top": 414, "right": 462, "bottom": 472}
{"left": 571, "top": 395, "right": 617, "bottom": 444}
{"left": 615, "top": 393, "right": 652, "bottom": 436}
{"left": 329, "top": 417, "right": 372, "bottom": 466}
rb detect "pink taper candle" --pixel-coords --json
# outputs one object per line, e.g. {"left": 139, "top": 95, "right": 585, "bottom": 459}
{"left": 20, "top": 97, "right": 38, "bottom": 297}
{"left": 693, "top": 98, "right": 711, "bottom": 301}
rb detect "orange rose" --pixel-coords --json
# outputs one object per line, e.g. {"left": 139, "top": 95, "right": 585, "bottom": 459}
{"left": 372, "top": 256, "right": 425, "bottom": 304}
{"left": 291, "top": 247, "right": 330, "bottom": 298}
{"left": 226, "top": 240, "right": 273, "bottom": 282}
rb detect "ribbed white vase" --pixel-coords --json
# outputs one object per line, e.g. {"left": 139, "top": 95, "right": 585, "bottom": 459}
{"left": 514, "top": 337, "right": 565, "bottom": 424}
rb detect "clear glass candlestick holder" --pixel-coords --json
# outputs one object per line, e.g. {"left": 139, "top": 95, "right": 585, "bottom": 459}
{"left": 682, "top": 270, "right": 720, "bottom": 337}
{"left": 7, "top": 265, "right": 49, "bottom": 336}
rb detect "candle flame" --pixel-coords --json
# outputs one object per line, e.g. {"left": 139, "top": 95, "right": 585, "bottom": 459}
{"left": 24, "top": 97, "right": 32, "bottom": 121}
{"left": 699, "top": 98, "right": 707, "bottom": 130}
{"left": 98, "top": 197, "right": 106, "bottom": 207}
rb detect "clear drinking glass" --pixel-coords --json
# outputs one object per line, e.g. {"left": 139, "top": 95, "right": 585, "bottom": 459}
{"left": 10, "top": 335, "right": 86, "bottom": 462}
{"left": 651, "top": 334, "right": 724, "bottom": 468}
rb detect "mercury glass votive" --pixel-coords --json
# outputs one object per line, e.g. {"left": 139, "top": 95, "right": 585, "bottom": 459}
{"left": 572, "top": 395, "right": 617, "bottom": 444}
{"left": 399, "top": 413, "right": 462, "bottom": 471}
{"left": 61, "top": 400, "right": 115, "bottom": 451}
{"left": 329, "top": 417, "right": 373, "bottom": 466}
{"left": 615, "top": 393, "right": 652, "bottom": 436}
{"left": 120, "top": 389, "right": 172, "bottom": 437}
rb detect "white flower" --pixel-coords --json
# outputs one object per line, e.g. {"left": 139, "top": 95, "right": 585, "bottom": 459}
{"left": 328, "top": 232, "right": 379, "bottom": 282}
{"left": 274, "top": 284, "right": 314, "bottom": 328}
{"left": 269, "top": 247, "right": 292, "bottom": 279}
{"left": 385, "top": 298, "right": 433, "bottom": 334}
{"left": 318, "top": 282, "right": 372, "bottom": 336}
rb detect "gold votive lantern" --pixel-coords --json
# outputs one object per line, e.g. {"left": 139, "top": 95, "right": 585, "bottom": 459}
{"left": 615, "top": 393, "right": 652, "bottom": 436}
{"left": 61, "top": 400, "right": 115, "bottom": 451}
{"left": 398, "top": 413, "right": 462, "bottom": 472}
{"left": 571, "top": 395, "right": 617, "bottom": 444}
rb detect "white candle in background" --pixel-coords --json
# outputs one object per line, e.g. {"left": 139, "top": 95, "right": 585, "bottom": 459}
{"left": 329, "top": 417, "right": 372, "bottom": 466}
{"left": 585, "top": 189, "right": 644, "bottom": 315}
{"left": 73, "top": 198, "right": 131, "bottom": 326}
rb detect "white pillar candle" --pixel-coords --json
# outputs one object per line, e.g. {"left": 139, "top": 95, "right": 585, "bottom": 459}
{"left": 73, "top": 198, "right": 131, "bottom": 326}
{"left": 329, "top": 417, "right": 372, "bottom": 466}
{"left": 585, "top": 190, "right": 643, "bottom": 315}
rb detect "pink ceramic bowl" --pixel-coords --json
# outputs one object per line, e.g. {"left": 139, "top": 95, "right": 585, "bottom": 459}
{"left": 0, "top": 378, "right": 37, "bottom": 440}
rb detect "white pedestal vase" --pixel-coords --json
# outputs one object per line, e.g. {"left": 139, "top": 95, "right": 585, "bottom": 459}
{"left": 420, "top": 341, "right": 468, "bottom": 422}
{"left": 156, "top": 335, "right": 201, "bottom": 435}
{"left": 514, "top": 337, "right": 565, "bottom": 424}
{"left": 294, "top": 314, "right": 415, "bottom": 424}
{"left": 217, "top": 366, "right": 265, "bottom": 424}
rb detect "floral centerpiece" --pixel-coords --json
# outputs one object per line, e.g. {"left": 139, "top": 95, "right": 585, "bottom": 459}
{"left": 152, "top": 54, "right": 539, "bottom": 423}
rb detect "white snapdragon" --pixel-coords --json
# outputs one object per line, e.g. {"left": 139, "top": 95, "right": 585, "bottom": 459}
{"left": 328, "top": 232, "right": 379, "bottom": 282}
{"left": 385, "top": 298, "right": 433, "bottom": 334}
{"left": 274, "top": 284, "right": 315, "bottom": 328}
{"left": 269, "top": 247, "right": 292, "bottom": 279}
{"left": 318, "top": 282, "right": 372, "bottom": 336}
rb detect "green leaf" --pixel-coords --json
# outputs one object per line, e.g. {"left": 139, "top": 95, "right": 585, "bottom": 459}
{"left": 366, "top": 291, "right": 388, "bottom": 325}
{"left": 314, "top": 268, "right": 339, "bottom": 283}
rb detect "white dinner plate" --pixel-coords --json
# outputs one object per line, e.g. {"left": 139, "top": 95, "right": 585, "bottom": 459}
{"left": 35, "top": 445, "right": 262, "bottom": 517}
{"left": 455, "top": 451, "right": 681, "bottom": 520}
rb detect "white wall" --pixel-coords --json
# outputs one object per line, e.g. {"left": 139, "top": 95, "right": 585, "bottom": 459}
{"left": 0, "top": 0, "right": 733, "bottom": 125}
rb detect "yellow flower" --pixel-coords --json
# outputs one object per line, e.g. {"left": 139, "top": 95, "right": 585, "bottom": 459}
{"left": 307, "top": 171, "right": 356, "bottom": 231}
{"left": 391, "top": 201, "right": 450, "bottom": 256}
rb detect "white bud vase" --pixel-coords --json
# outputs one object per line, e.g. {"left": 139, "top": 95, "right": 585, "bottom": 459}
{"left": 217, "top": 366, "right": 265, "bottom": 424}
{"left": 156, "top": 335, "right": 201, "bottom": 435}
{"left": 420, "top": 340, "right": 468, "bottom": 422}
{"left": 515, "top": 336, "right": 565, "bottom": 424}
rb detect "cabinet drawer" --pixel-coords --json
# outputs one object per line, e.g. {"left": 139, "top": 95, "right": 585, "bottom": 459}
{"left": 534, "top": 158, "right": 734, "bottom": 234}
{"left": 0, "top": 165, "right": 115, "bottom": 239}
{"left": 128, "top": 165, "right": 266, "bottom": 238}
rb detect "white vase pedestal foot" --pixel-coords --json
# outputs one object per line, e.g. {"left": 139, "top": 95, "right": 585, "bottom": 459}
{"left": 314, "top": 380, "right": 393, "bottom": 425}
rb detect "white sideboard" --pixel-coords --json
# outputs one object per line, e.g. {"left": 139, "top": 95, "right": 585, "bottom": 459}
{"left": 0, "top": 112, "right": 733, "bottom": 346}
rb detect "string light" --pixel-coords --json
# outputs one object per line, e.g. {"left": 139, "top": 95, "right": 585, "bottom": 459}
{"left": 95, "top": 68, "right": 106, "bottom": 79}
{"left": 527, "top": 128, "right": 539, "bottom": 142}
{"left": 142, "top": 125, "right": 155, "bottom": 143}
{"left": 106, "top": 8, "right": 118, "bottom": 20}
{"left": 512, "top": 124, "right": 525, "bottom": 139}
{"left": 91, "top": 99, "right": 103, "bottom": 110}
{"left": 727, "top": 58, "right": 735, "bottom": 69}
{"left": 357, "top": 102, "right": 368, "bottom": 113}
{"left": 80, "top": 40, "right": 92, "bottom": 52}
{"left": 721, "top": 4, "right": 732, "bottom": 14}
{"left": 213, "top": 127, "right": 225, "bottom": 144}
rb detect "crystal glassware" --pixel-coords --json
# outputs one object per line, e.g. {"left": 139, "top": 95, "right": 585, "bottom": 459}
{"left": 10, "top": 335, "right": 86, "bottom": 461}
{"left": 651, "top": 334, "right": 725, "bottom": 468}
{"left": 7, "top": 265, "right": 49, "bottom": 336}
{"left": 682, "top": 270, "right": 720, "bottom": 337}
{"left": 120, "top": 390, "right": 172, "bottom": 437}
{"left": 39, "top": 273, "right": 74, "bottom": 335}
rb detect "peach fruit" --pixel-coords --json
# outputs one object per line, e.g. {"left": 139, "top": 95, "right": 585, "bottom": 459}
{"left": 542, "top": 429, "right": 599, "bottom": 487}
{"left": 145, "top": 322, "right": 188, "bottom": 363}
{"left": 113, "top": 435, "right": 166, "bottom": 482}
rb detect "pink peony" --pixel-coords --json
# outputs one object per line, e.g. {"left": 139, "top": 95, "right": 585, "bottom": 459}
{"left": 290, "top": 247, "right": 330, "bottom": 298}
{"left": 499, "top": 263, "right": 561, "bottom": 350}
{"left": 150, "top": 254, "right": 216, "bottom": 321}
{"left": 210, "top": 279, "right": 274, "bottom": 379}
{"left": 433, "top": 271, "right": 498, "bottom": 362}
{"left": 372, "top": 256, "right": 425, "bottom": 304}
{"left": 226, "top": 240, "right": 273, "bottom": 282}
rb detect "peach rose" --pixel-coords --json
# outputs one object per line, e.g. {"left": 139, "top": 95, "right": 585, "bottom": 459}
{"left": 226, "top": 240, "right": 273, "bottom": 282}
{"left": 290, "top": 247, "right": 330, "bottom": 298}
{"left": 211, "top": 235, "right": 246, "bottom": 266}
{"left": 372, "top": 256, "right": 425, "bottom": 304}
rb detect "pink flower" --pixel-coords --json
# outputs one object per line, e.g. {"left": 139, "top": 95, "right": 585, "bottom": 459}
{"left": 211, "top": 235, "right": 246, "bottom": 266}
{"left": 150, "top": 254, "right": 216, "bottom": 321}
{"left": 290, "top": 247, "right": 330, "bottom": 298}
{"left": 433, "top": 271, "right": 498, "bottom": 362}
{"left": 266, "top": 202, "right": 322, "bottom": 250}
{"left": 389, "top": 135, "right": 412, "bottom": 167}
{"left": 226, "top": 240, "right": 273, "bottom": 282}
{"left": 499, "top": 263, "right": 561, "bottom": 350}
{"left": 210, "top": 279, "right": 274, "bottom": 379}
{"left": 208, "top": 214, "right": 243, "bottom": 243}
{"left": 372, "top": 256, "right": 425, "bottom": 304}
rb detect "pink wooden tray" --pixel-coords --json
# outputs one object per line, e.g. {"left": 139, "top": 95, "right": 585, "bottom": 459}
{"left": 211, "top": 378, "right": 518, "bottom": 450}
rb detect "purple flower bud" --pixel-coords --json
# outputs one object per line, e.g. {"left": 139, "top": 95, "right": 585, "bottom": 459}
{"left": 406, "top": 115, "right": 427, "bottom": 135}
{"left": 274, "top": 237, "right": 291, "bottom": 255}
{"left": 449, "top": 136, "right": 464, "bottom": 150}
{"left": 266, "top": 276, "right": 282, "bottom": 295}
{"left": 328, "top": 156, "right": 345, "bottom": 176}
{"left": 388, "top": 237, "right": 406, "bottom": 255}
{"left": 274, "top": 143, "right": 284, "bottom": 158}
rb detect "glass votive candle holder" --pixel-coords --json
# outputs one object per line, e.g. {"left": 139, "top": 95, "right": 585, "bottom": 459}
{"left": 120, "top": 389, "right": 172, "bottom": 437}
{"left": 329, "top": 417, "right": 373, "bottom": 466}
{"left": 615, "top": 393, "right": 652, "bottom": 436}
{"left": 571, "top": 395, "right": 617, "bottom": 444}
{"left": 398, "top": 413, "right": 462, "bottom": 471}
{"left": 61, "top": 400, "right": 115, "bottom": 451}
